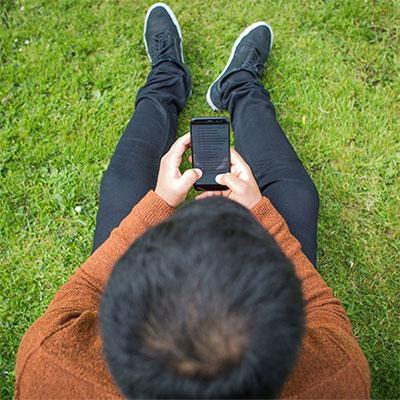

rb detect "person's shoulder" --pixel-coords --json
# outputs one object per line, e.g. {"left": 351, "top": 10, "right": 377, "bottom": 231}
{"left": 16, "top": 310, "right": 121, "bottom": 399}
{"left": 40, "top": 310, "right": 108, "bottom": 378}
{"left": 281, "top": 361, "right": 370, "bottom": 399}
{"left": 280, "top": 324, "right": 371, "bottom": 399}
{"left": 16, "top": 345, "right": 121, "bottom": 399}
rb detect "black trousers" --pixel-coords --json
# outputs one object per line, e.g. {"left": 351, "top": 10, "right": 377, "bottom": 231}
{"left": 93, "top": 62, "right": 319, "bottom": 265}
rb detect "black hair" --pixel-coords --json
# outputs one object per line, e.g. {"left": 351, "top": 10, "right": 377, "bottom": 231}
{"left": 100, "top": 197, "right": 304, "bottom": 398}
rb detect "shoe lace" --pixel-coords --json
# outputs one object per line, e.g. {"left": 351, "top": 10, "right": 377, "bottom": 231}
{"left": 242, "top": 46, "right": 263, "bottom": 76}
{"left": 152, "top": 31, "right": 174, "bottom": 61}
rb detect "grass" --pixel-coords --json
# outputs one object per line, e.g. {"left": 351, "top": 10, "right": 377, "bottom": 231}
{"left": 1, "top": 0, "right": 399, "bottom": 398}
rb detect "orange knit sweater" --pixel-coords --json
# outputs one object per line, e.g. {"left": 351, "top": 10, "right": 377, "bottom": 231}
{"left": 15, "top": 190, "right": 371, "bottom": 399}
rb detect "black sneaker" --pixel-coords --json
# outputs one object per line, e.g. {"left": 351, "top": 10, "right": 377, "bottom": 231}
{"left": 144, "top": 2, "right": 185, "bottom": 66}
{"left": 206, "top": 22, "right": 273, "bottom": 111}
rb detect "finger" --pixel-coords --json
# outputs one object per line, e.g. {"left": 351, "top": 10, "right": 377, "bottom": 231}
{"left": 215, "top": 172, "right": 246, "bottom": 193}
{"left": 230, "top": 148, "right": 251, "bottom": 171}
{"left": 166, "top": 133, "right": 191, "bottom": 167}
{"left": 195, "top": 192, "right": 214, "bottom": 200}
{"left": 231, "top": 163, "right": 241, "bottom": 175}
{"left": 195, "top": 191, "right": 223, "bottom": 200}
{"left": 177, "top": 168, "right": 202, "bottom": 192}
{"left": 188, "top": 154, "right": 193, "bottom": 164}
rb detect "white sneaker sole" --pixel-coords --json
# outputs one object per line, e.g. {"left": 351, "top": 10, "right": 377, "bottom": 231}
{"left": 206, "top": 21, "right": 274, "bottom": 112}
{"left": 143, "top": 2, "right": 184, "bottom": 63}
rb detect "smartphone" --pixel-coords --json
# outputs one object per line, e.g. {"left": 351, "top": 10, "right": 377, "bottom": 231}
{"left": 190, "top": 117, "right": 230, "bottom": 191}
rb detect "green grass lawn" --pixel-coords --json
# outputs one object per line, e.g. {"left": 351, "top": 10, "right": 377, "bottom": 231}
{"left": 1, "top": 0, "right": 399, "bottom": 398}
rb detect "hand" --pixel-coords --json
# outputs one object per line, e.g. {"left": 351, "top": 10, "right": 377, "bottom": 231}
{"left": 155, "top": 133, "right": 202, "bottom": 207}
{"left": 195, "top": 148, "right": 262, "bottom": 209}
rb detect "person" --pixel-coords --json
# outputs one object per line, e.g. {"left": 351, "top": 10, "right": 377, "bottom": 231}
{"left": 15, "top": 3, "right": 370, "bottom": 399}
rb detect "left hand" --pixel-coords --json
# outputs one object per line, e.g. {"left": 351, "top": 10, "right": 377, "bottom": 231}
{"left": 155, "top": 133, "right": 202, "bottom": 207}
{"left": 194, "top": 147, "right": 262, "bottom": 209}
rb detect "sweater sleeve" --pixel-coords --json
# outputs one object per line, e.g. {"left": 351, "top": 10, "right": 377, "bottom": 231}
{"left": 251, "top": 196, "right": 351, "bottom": 330}
{"left": 15, "top": 190, "right": 175, "bottom": 391}
{"left": 47, "top": 190, "right": 175, "bottom": 312}
{"left": 250, "top": 197, "right": 371, "bottom": 398}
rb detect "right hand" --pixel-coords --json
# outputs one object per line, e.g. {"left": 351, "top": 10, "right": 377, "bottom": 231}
{"left": 195, "top": 148, "right": 262, "bottom": 209}
{"left": 155, "top": 133, "right": 202, "bottom": 207}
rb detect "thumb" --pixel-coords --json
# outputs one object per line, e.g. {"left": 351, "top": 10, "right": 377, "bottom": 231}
{"left": 215, "top": 173, "right": 244, "bottom": 192}
{"left": 177, "top": 168, "right": 202, "bottom": 191}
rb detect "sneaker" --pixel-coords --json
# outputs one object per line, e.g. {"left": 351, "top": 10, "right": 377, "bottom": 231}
{"left": 143, "top": 2, "right": 185, "bottom": 66}
{"left": 206, "top": 22, "right": 273, "bottom": 111}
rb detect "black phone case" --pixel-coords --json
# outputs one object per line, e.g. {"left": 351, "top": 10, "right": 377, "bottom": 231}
{"left": 190, "top": 117, "right": 230, "bottom": 191}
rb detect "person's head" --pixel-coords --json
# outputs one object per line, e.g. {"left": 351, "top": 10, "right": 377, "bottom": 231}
{"left": 100, "top": 197, "right": 304, "bottom": 398}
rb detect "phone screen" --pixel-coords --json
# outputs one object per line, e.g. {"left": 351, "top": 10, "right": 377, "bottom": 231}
{"left": 190, "top": 117, "right": 230, "bottom": 191}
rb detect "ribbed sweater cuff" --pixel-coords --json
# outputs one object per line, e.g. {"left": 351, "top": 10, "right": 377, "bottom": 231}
{"left": 132, "top": 190, "right": 175, "bottom": 227}
{"left": 250, "top": 196, "right": 283, "bottom": 228}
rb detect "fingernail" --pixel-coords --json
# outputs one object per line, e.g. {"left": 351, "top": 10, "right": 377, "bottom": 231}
{"left": 215, "top": 174, "right": 223, "bottom": 184}
{"left": 194, "top": 168, "right": 202, "bottom": 177}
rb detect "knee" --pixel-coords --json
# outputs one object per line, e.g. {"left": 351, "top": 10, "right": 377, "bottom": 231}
{"left": 293, "top": 179, "right": 320, "bottom": 212}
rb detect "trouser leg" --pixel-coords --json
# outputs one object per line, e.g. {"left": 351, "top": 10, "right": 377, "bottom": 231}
{"left": 92, "top": 61, "right": 190, "bottom": 251}
{"left": 221, "top": 71, "right": 319, "bottom": 265}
